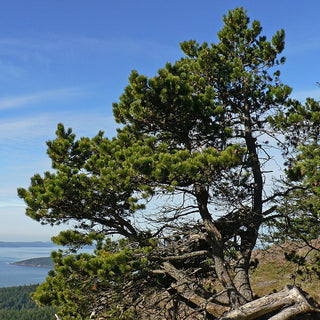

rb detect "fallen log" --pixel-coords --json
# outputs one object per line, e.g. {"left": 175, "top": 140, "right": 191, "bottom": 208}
{"left": 220, "top": 285, "right": 320, "bottom": 320}
{"left": 163, "top": 260, "right": 320, "bottom": 320}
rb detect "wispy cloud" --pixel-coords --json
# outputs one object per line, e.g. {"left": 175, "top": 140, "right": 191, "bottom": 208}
{"left": 0, "top": 61, "right": 25, "bottom": 79}
{"left": 69, "top": 35, "right": 179, "bottom": 59}
{"left": 0, "top": 111, "right": 118, "bottom": 205}
{"left": 0, "top": 110, "right": 117, "bottom": 144}
{"left": 0, "top": 200, "right": 24, "bottom": 208}
{"left": 0, "top": 35, "right": 179, "bottom": 65}
{"left": 0, "top": 88, "right": 83, "bottom": 111}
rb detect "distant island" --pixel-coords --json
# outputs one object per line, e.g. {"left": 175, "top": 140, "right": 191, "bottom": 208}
{"left": 12, "top": 256, "right": 54, "bottom": 268}
{"left": 0, "top": 241, "right": 55, "bottom": 248}
{"left": 4, "top": 241, "right": 94, "bottom": 268}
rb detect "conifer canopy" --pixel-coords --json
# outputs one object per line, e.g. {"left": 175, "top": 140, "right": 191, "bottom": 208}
{"left": 18, "top": 7, "right": 320, "bottom": 319}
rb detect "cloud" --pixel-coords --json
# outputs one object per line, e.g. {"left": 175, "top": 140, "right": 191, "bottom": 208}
{"left": 0, "top": 61, "right": 25, "bottom": 79}
{"left": 0, "top": 110, "right": 118, "bottom": 209}
{"left": 0, "top": 111, "right": 118, "bottom": 148}
{"left": 0, "top": 35, "right": 179, "bottom": 65}
{"left": 0, "top": 88, "right": 83, "bottom": 111}
{"left": 0, "top": 114, "right": 53, "bottom": 141}
{"left": 0, "top": 200, "right": 24, "bottom": 208}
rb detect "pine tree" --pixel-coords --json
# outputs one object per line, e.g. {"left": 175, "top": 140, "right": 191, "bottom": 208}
{"left": 18, "top": 7, "right": 320, "bottom": 319}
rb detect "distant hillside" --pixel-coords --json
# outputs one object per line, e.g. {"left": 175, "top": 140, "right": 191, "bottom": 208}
{"left": 0, "top": 284, "right": 57, "bottom": 319}
{"left": 12, "top": 256, "right": 54, "bottom": 268}
{"left": 0, "top": 241, "right": 55, "bottom": 248}
{"left": 250, "top": 238, "right": 320, "bottom": 303}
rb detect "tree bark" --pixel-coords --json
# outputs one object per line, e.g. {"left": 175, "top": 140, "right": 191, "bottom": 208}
{"left": 233, "top": 254, "right": 252, "bottom": 302}
{"left": 220, "top": 285, "right": 320, "bottom": 320}
{"left": 161, "top": 262, "right": 320, "bottom": 320}
{"left": 194, "top": 184, "right": 246, "bottom": 308}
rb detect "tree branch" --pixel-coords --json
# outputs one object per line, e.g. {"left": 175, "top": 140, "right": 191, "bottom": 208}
{"left": 162, "top": 250, "right": 209, "bottom": 261}
{"left": 162, "top": 261, "right": 228, "bottom": 316}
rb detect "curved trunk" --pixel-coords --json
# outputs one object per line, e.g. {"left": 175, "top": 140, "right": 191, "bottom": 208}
{"left": 232, "top": 107, "right": 264, "bottom": 302}
{"left": 243, "top": 108, "right": 263, "bottom": 220}
{"left": 195, "top": 184, "right": 246, "bottom": 308}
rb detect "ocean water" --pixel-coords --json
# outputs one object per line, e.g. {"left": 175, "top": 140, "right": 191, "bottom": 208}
{"left": 0, "top": 247, "right": 55, "bottom": 287}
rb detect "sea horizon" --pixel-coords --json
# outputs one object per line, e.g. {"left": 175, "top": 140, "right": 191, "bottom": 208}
{"left": 0, "top": 246, "right": 55, "bottom": 287}
{"left": 0, "top": 242, "right": 95, "bottom": 288}
{"left": 0, "top": 240, "right": 56, "bottom": 248}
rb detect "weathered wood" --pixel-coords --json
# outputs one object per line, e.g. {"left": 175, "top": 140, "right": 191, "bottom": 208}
{"left": 194, "top": 183, "right": 247, "bottom": 308}
{"left": 163, "top": 259, "right": 320, "bottom": 320}
{"left": 162, "top": 250, "right": 209, "bottom": 261}
{"left": 220, "top": 285, "right": 320, "bottom": 320}
{"left": 162, "top": 261, "right": 223, "bottom": 317}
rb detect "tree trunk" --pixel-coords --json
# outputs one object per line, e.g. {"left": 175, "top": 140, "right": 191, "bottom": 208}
{"left": 233, "top": 255, "right": 253, "bottom": 302}
{"left": 194, "top": 184, "right": 246, "bottom": 308}
{"left": 162, "top": 261, "right": 320, "bottom": 320}
{"left": 220, "top": 285, "right": 320, "bottom": 320}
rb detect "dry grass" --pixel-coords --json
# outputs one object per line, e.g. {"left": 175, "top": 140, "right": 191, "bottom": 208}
{"left": 250, "top": 240, "right": 320, "bottom": 303}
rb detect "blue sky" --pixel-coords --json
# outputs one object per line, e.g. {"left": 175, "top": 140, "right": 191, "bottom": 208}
{"left": 0, "top": 0, "right": 319, "bottom": 241}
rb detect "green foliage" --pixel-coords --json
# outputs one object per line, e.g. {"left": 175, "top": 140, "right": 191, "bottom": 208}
{"left": 268, "top": 94, "right": 320, "bottom": 244}
{"left": 32, "top": 237, "right": 159, "bottom": 319}
{"left": 17, "top": 7, "right": 320, "bottom": 319}
{"left": 17, "top": 125, "right": 143, "bottom": 241}
{"left": 284, "top": 250, "right": 320, "bottom": 282}
{"left": 114, "top": 7, "right": 289, "bottom": 150}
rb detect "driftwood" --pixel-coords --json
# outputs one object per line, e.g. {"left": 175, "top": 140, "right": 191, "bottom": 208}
{"left": 163, "top": 261, "right": 320, "bottom": 320}
{"left": 221, "top": 285, "right": 320, "bottom": 320}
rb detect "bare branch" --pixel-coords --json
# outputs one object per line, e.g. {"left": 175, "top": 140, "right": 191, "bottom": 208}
{"left": 162, "top": 250, "right": 209, "bottom": 261}
{"left": 162, "top": 261, "right": 229, "bottom": 315}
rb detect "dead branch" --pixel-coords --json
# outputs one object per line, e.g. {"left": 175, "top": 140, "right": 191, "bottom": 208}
{"left": 162, "top": 261, "right": 229, "bottom": 317}
{"left": 162, "top": 250, "right": 209, "bottom": 261}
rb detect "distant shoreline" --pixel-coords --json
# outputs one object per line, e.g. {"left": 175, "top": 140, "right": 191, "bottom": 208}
{"left": 0, "top": 241, "right": 55, "bottom": 248}
{"left": 11, "top": 256, "right": 54, "bottom": 269}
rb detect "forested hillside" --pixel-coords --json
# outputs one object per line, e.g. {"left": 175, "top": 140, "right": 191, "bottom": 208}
{"left": 0, "top": 285, "right": 57, "bottom": 320}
